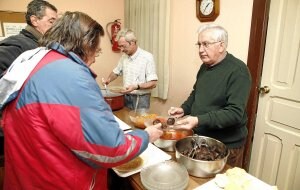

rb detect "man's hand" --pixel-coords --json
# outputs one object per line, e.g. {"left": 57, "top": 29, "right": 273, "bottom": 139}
{"left": 102, "top": 77, "right": 110, "bottom": 86}
{"left": 168, "top": 107, "right": 184, "bottom": 118}
{"left": 121, "top": 84, "right": 138, "bottom": 94}
{"left": 175, "top": 116, "right": 198, "bottom": 130}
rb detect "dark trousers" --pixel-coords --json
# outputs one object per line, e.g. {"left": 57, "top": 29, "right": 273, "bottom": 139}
{"left": 227, "top": 146, "right": 245, "bottom": 168}
{"left": 124, "top": 94, "right": 151, "bottom": 110}
{"left": 107, "top": 169, "right": 133, "bottom": 190}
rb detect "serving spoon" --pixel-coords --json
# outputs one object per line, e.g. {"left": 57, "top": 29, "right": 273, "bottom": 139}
{"left": 102, "top": 77, "right": 108, "bottom": 94}
{"left": 134, "top": 94, "right": 140, "bottom": 113}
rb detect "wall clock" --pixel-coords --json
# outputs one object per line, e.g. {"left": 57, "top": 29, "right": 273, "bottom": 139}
{"left": 196, "top": 0, "right": 220, "bottom": 22}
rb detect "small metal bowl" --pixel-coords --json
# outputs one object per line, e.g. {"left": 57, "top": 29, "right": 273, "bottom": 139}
{"left": 154, "top": 129, "right": 194, "bottom": 152}
{"left": 144, "top": 118, "right": 194, "bottom": 152}
{"left": 175, "top": 136, "right": 229, "bottom": 178}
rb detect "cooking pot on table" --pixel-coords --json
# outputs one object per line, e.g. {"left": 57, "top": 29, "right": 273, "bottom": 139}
{"left": 175, "top": 136, "right": 229, "bottom": 178}
{"left": 101, "top": 90, "right": 124, "bottom": 111}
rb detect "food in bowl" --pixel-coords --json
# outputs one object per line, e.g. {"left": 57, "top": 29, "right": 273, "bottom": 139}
{"left": 152, "top": 117, "right": 176, "bottom": 130}
{"left": 175, "top": 136, "right": 229, "bottom": 177}
{"left": 152, "top": 117, "right": 168, "bottom": 129}
{"left": 166, "top": 117, "right": 176, "bottom": 125}
{"left": 129, "top": 109, "right": 157, "bottom": 129}
{"left": 114, "top": 156, "right": 143, "bottom": 172}
{"left": 152, "top": 118, "right": 163, "bottom": 125}
{"left": 144, "top": 117, "right": 194, "bottom": 151}
{"left": 180, "top": 138, "right": 227, "bottom": 161}
{"left": 154, "top": 129, "right": 194, "bottom": 152}
{"left": 160, "top": 129, "right": 192, "bottom": 140}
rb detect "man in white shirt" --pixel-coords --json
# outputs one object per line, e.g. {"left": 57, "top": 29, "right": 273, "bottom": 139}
{"left": 104, "top": 29, "right": 158, "bottom": 109}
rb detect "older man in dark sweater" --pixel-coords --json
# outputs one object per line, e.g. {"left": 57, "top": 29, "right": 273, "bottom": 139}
{"left": 168, "top": 24, "right": 252, "bottom": 168}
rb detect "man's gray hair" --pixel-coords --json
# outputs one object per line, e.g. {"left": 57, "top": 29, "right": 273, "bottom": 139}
{"left": 116, "top": 28, "right": 137, "bottom": 43}
{"left": 197, "top": 24, "right": 228, "bottom": 48}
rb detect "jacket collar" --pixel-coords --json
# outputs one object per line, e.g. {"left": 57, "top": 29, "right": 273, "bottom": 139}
{"left": 24, "top": 25, "right": 42, "bottom": 40}
{"left": 49, "top": 42, "right": 97, "bottom": 78}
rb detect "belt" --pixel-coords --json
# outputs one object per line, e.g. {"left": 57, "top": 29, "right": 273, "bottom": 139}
{"left": 127, "top": 93, "right": 151, "bottom": 96}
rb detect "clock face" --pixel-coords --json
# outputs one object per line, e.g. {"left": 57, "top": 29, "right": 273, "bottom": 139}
{"left": 196, "top": 0, "right": 219, "bottom": 22}
{"left": 200, "top": 0, "right": 214, "bottom": 16}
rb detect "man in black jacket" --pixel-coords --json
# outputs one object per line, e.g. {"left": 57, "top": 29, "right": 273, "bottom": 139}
{"left": 0, "top": 0, "right": 57, "bottom": 77}
{"left": 0, "top": 0, "right": 57, "bottom": 156}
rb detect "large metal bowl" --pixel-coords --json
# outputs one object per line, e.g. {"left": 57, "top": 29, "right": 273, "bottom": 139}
{"left": 175, "top": 136, "right": 229, "bottom": 178}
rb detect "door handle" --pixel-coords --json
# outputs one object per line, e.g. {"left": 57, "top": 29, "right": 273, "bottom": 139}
{"left": 258, "top": 86, "right": 270, "bottom": 94}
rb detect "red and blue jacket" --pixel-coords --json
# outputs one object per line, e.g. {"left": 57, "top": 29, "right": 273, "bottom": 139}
{"left": 1, "top": 43, "right": 149, "bottom": 189}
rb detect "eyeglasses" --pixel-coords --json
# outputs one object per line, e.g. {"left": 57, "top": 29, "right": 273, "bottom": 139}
{"left": 95, "top": 48, "right": 102, "bottom": 57}
{"left": 195, "top": 41, "right": 222, "bottom": 49}
{"left": 118, "top": 41, "right": 133, "bottom": 49}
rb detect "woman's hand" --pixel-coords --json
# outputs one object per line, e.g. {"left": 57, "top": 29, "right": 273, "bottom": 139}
{"left": 144, "top": 123, "right": 163, "bottom": 143}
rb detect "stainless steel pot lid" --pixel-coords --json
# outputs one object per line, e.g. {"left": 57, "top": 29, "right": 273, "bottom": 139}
{"left": 108, "top": 86, "right": 124, "bottom": 93}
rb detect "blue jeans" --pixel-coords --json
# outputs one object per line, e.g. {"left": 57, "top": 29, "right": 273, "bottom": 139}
{"left": 124, "top": 94, "right": 151, "bottom": 110}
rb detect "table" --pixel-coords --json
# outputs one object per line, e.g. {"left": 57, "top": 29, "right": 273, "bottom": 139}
{"left": 113, "top": 108, "right": 230, "bottom": 190}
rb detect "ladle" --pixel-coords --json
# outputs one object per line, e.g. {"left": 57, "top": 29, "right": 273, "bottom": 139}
{"left": 102, "top": 77, "right": 108, "bottom": 94}
{"left": 134, "top": 94, "right": 140, "bottom": 113}
{"left": 188, "top": 135, "right": 208, "bottom": 158}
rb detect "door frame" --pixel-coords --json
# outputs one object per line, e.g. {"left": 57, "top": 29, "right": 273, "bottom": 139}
{"left": 243, "top": 0, "right": 271, "bottom": 170}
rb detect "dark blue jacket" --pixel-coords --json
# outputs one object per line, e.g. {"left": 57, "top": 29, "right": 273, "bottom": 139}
{"left": 0, "top": 28, "right": 38, "bottom": 76}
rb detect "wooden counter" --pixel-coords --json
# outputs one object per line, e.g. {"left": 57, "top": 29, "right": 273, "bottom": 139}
{"left": 113, "top": 108, "right": 230, "bottom": 190}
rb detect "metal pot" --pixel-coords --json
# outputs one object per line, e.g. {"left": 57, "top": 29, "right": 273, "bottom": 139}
{"left": 175, "top": 136, "right": 229, "bottom": 178}
{"left": 101, "top": 90, "right": 124, "bottom": 111}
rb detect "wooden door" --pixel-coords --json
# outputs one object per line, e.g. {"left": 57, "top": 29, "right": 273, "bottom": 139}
{"left": 249, "top": 0, "right": 300, "bottom": 189}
